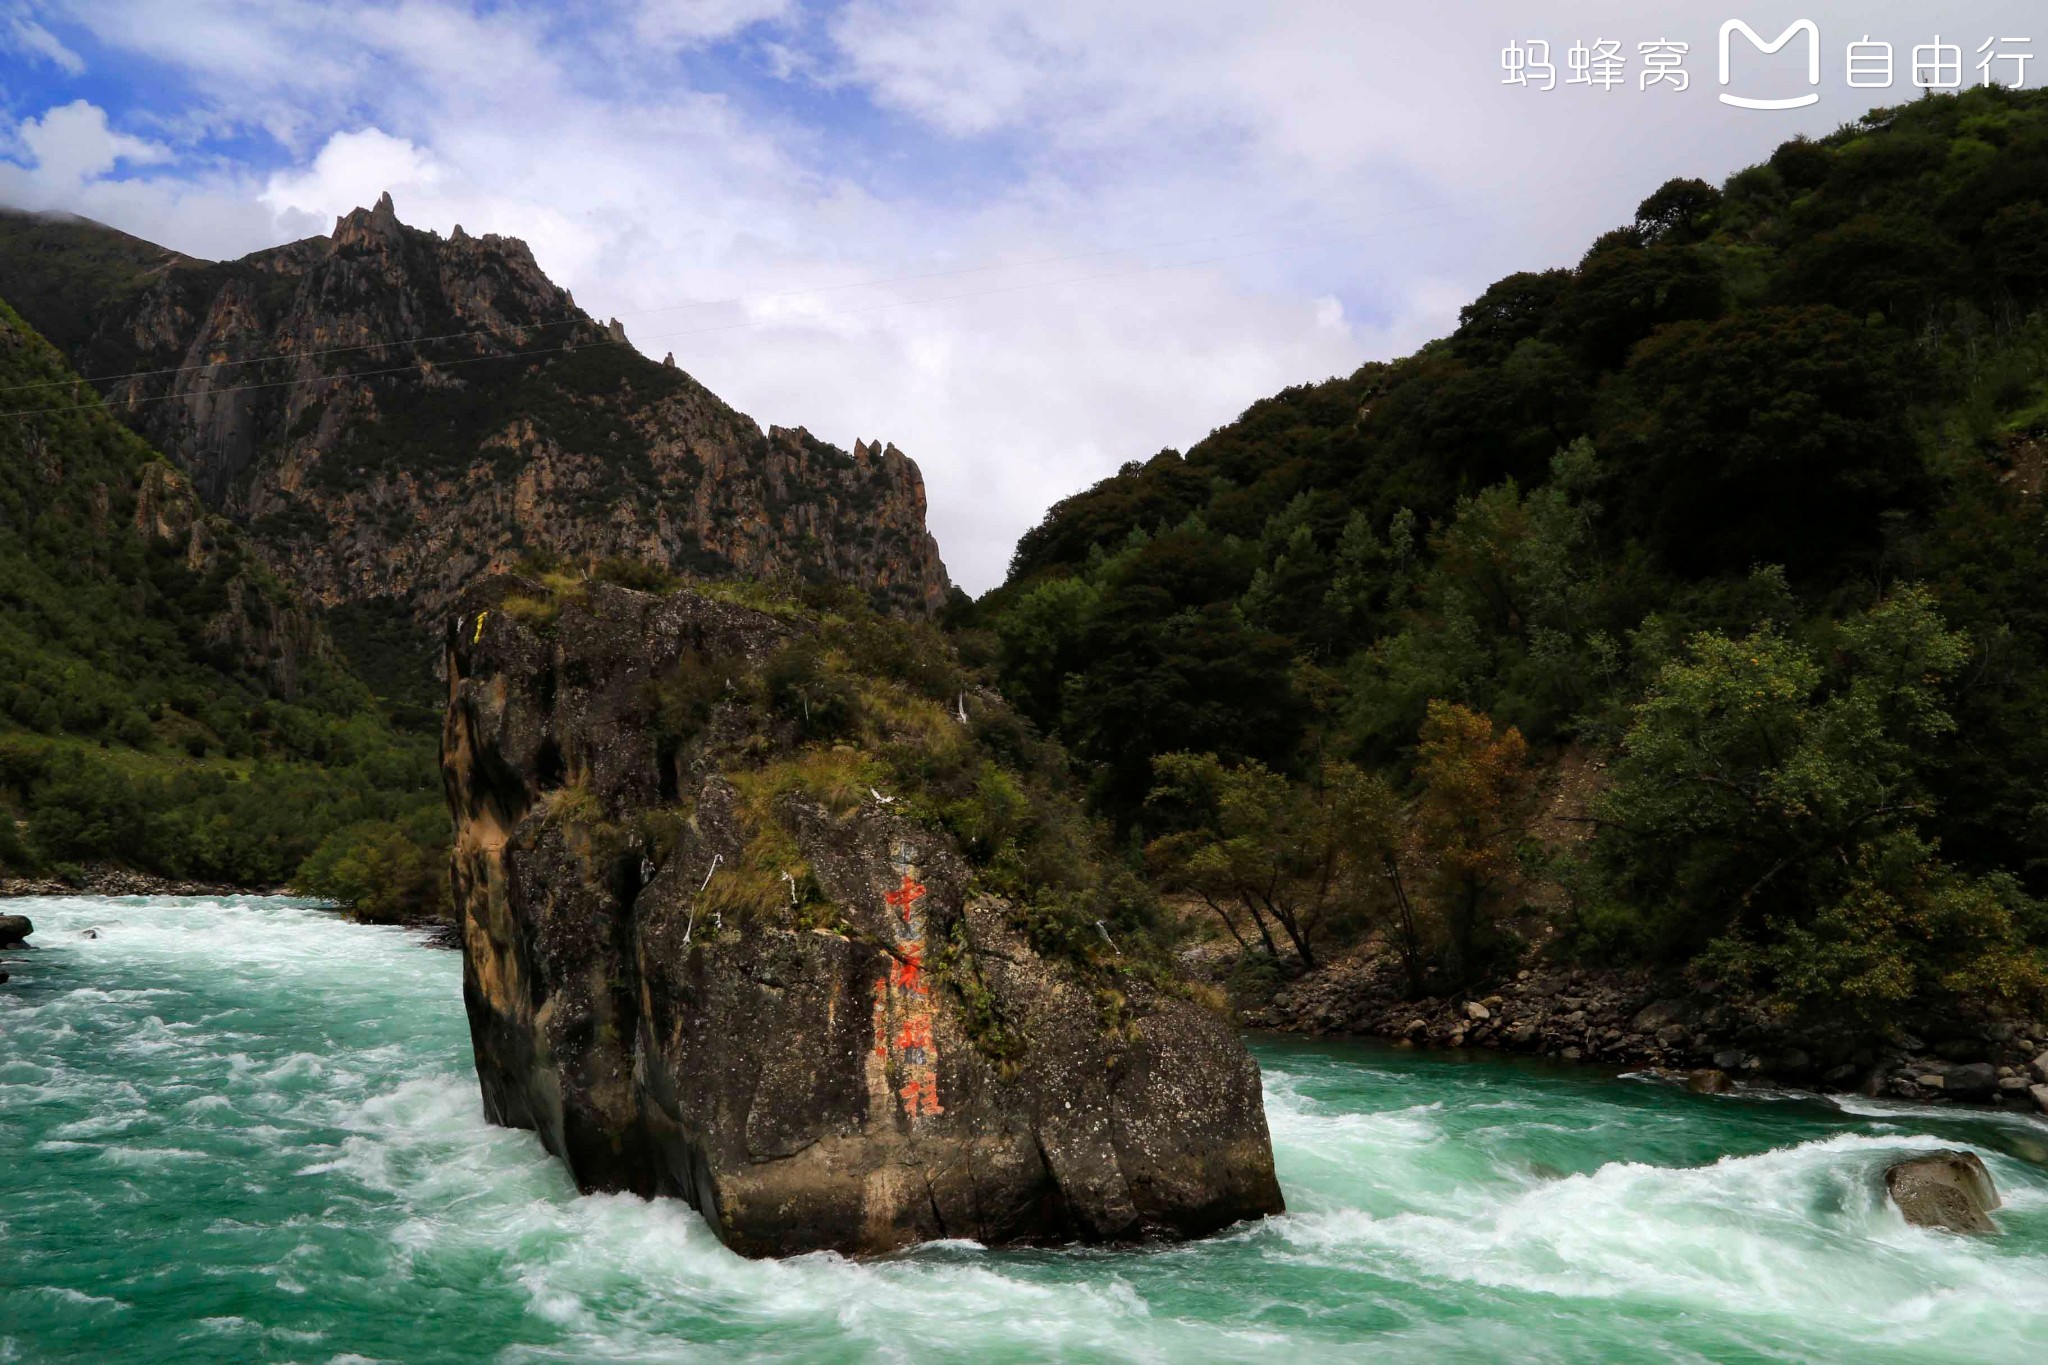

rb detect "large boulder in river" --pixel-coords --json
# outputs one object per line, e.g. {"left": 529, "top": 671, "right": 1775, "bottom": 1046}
{"left": 1885, "top": 1151, "right": 2000, "bottom": 1234}
{"left": 442, "top": 575, "right": 1284, "bottom": 1258}
{"left": 0, "top": 913, "right": 32, "bottom": 948}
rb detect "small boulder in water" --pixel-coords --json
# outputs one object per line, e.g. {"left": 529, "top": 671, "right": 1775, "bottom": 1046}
{"left": 1885, "top": 1151, "right": 2001, "bottom": 1234}
{"left": 1686, "top": 1068, "right": 1734, "bottom": 1094}
{"left": 0, "top": 913, "right": 32, "bottom": 948}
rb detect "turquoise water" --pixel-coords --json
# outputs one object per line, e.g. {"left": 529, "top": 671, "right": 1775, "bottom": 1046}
{"left": 3, "top": 897, "right": 2047, "bottom": 1363}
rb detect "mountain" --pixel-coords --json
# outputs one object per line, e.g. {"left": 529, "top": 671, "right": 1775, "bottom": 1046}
{"left": 967, "top": 85, "right": 2048, "bottom": 1031}
{"left": 0, "top": 195, "right": 951, "bottom": 622}
{"left": 0, "top": 296, "right": 441, "bottom": 900}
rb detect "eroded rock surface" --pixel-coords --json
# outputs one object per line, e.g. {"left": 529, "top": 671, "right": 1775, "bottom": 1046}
{"left": 1885, "top": 1151, "right": 2001, "bottom": 1234}
{"left": 442, "top": 578, "right": 1283, "bottom": 1256}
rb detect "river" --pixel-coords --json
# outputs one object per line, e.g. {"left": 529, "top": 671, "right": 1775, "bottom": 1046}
{"left": 2, "top": 895, "right": 2045, "bottom": 1363}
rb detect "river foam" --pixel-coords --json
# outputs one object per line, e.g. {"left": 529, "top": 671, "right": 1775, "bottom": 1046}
{"left": 4, "top": 896, "right": 2046, "bottom": 1363}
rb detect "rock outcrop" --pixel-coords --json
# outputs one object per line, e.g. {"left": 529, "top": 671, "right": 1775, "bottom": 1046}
{"left": 1885, "top": 1151, "right": 2001, "bottom": 1234}
{"left": 0, "top": 202, "right": 951, "bottom": 619}
{"left": 441, "top": 577, "right": 1283, "bottom": 1257}
{"left": 0, "top": 914, "right": 31, "bottom": 948}
{"left": 1239, "top": 938, "right": 2048, "bottom": 1111}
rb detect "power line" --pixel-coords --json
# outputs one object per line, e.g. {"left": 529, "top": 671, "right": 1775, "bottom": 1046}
{"left": 0, "top": 168, "right": 1643, "bottom": 400}
{"left": 0, "top": 205, "right": 1376, "bottom": 394}
{"left": 0, "top": 203, "right": 1413, "bottom": 396}
{"left": 0, "top": 170, "right": 1647, "bottom": 423}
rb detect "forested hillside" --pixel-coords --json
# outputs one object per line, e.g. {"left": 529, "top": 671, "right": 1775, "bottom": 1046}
{"left": 0, "top": 297, "right": 444, "bottom": 916}
{"left": 967, "top": 85, "right": 2048, "bottom": 1028}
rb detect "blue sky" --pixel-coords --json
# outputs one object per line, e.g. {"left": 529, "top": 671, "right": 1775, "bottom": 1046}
{"left": 4, "top": 1, "right": 2044, "bottom": 590}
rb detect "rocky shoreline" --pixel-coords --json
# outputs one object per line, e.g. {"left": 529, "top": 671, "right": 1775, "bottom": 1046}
{"left": 1223, "top": 943, "right": 2048, "bottom": 1118}
{"left": 0, "top": 866, "right": 273, "bottom": 899}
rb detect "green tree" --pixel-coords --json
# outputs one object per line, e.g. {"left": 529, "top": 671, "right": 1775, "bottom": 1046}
{"left": 1607, "top": 305, "right": 1925, "bottom": 577}
{"left": 1065, "top": 529, "right": 1303, "bottom": 826}
{"left": 1414, "top": 701, "right": 1531, "bottom": 981}
{"left": 295, "top": 815, "right": 451, "bottom": 925}
{"left": 1584, "top": 586, "right": 2045, "bottom": 1022}
{"left": 1145, "top": 753, "right": 1398, "bottom": 971}
{"left": 1347, "top": 447, "right": 1608, "bottom": 751}
{"left": 1634, "top": 176, "right": 1722, "bottom": 243}
{"left": 992, "top": 575, "right": 1097, "bottom": 731}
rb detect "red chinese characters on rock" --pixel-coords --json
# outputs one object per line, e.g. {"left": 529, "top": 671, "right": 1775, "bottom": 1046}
{"left": 870, "top": 857, "right": 943, "bottom": 1121}
{"left": 889, "top": 947, "right": 924, "bottom": 994}
{"left": 896, "top": 1013, "right": 933, "bottom": 1063}
{"left": 884, "top": 873, "right": 927, "bottom": 923}
{"left": 898, "top": 1077, "right": 943, "bottom": 1118}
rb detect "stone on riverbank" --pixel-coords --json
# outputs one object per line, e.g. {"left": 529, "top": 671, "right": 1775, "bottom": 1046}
{"left": 1885, "top": 1152, "right": 2000, "bottom": 1234}
{"left": 1942, "top": 1063, "right": 1999, "bottom": 1099}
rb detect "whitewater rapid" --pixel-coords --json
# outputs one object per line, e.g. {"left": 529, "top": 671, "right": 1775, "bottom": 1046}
{"left": 2, "top": 895, "right": 2045, "bottom": 1363}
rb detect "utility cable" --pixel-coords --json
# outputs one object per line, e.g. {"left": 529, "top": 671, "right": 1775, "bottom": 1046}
{"left": 0, "top": 168, "right": 1644, "bottom": 399}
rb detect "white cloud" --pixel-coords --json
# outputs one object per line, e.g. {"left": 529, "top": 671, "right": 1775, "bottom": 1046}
{"left": 6, "top": 10, "right": 84, "bottom": 73}
{"left": 1, "top": 100, "right": 167, "bottom": 199}
{"left": 635, "top": 0, "right": 792, "bottom": 47}
{"left": 10, "top": 0, "right": 2047, "bottom": 591}
{"left": 259, "top": 127, "right": 444, "bottom": 232}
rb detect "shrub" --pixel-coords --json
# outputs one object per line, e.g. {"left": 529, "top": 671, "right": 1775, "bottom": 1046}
{"left": 295, "top": 815, "right": 450, "bottom": 924}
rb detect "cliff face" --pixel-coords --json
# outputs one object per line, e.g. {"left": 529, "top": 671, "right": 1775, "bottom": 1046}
{"left": 0, "top": 299, "right": 338, "bottom": 705}
{"left": 441, "top": 576, "right": 1283, "bottom": 1256}
{"left": 0, "top": 200, "right": 950, "bottom": 618}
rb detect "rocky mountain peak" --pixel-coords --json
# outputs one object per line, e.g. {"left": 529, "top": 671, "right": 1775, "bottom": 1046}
{"left": 0, "top": 204, "right": 953, "bottom": 620}
{"left": 330, "top": 189, "right": 406, "bottom": 250}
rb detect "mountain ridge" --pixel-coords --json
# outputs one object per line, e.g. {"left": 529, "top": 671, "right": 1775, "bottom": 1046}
{"left": 0, "top": 294, "right": 443, "bottom": 901}
{"left": 0, "top": 197, "right": 951, "bottom": 620}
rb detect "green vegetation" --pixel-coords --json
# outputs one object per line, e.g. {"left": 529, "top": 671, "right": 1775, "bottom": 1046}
{"left": 628, "top": 577, "right": 1168, "bottom": 1032}
{"left": 1144, "top": 753, "right": 1394, "bottom": 971}
{"left": 1581, "top": 588, "right": 2045, "bottom": 1023}
{"left": 0, "top": 298, "right": 445, "bottom": 915}
{"left": 965, "top": 87, "right": 2048, "bottom": 1029}
{"left": 295, "top": 808, "right": 452, "bottom": 924}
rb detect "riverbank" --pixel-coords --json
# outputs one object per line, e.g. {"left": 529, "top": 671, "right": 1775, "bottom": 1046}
{"left": 0, "top": 865, "right": 277, "bottom": 899}
{"left": 1220, "top": 941, "right": 2048, "bottom": 1117}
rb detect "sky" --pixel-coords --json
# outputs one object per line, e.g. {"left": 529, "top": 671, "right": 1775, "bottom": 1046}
{"left": 2, "top": 2, "right": 2045, "bottom": 593}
